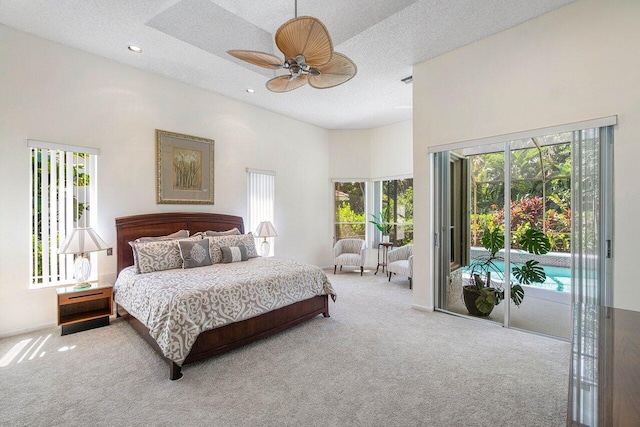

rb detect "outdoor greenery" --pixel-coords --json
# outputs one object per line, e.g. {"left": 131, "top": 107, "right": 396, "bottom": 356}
{"left": 334, "top": 182, "right": 366, "bottom": 240}
{"left": 334, "top": 179, "right": 414, "bottom": 245}
{"left": 381, "top": 179, "right": 413, "bottom": 246}
{"left": 471, "top": 142, "right": 571, "bottom": 252}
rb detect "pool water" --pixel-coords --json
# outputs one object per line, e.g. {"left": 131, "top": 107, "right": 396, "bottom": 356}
{"left": 465, "top": 261, "right": 571, "bottom": 293}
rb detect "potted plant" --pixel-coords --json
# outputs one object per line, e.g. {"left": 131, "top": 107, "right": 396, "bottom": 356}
{"left": 369, "top": 206, "right": 393, "bottom": 243}
{"left": 464, "top": 225, "right": 551, "bottom": 317}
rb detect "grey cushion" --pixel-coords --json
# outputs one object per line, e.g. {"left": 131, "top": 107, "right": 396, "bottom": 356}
{"left": 221, "top": 246, "right": 248, "bottom": 263}
{"left": 135, "top": 229, "right": 189, "bottom": 242}
{"left": 178, "top": 239, "right": 212, "bottom": 269}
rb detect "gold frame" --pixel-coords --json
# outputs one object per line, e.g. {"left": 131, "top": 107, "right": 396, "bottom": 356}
{"left": 156, "top": 129, "right": 215, "bottom": 204}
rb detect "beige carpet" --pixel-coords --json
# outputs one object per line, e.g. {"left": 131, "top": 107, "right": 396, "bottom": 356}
{"left": 0, "top": 270, "right": 570, "bottom": 426}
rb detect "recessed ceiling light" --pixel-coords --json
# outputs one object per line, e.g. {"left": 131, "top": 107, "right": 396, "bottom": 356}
{"left": 128, "top": 45, "right": 142, "bottom": 53}
{"left": 246, "top": 88, "right": 255, "bottom": 94}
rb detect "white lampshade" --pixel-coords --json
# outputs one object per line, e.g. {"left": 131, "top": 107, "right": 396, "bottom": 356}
{"left": 58, "top": 227, "right": 109, "bottom": 287}
{"left": 255, "top": 221, "right": 278, "bottom": 238}
{"left": 255, "top": 221, "right": 277, "bottom": 257}
{"left": 58, "top": 227, "right": 109, "bottom": 255}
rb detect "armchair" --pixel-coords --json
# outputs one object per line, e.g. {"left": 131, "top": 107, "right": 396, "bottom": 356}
{"left": 388, "top": 244, "right": 413, "bottom": 289}
{"left": 333, "top": 239, "right": 367, "bottom": 276}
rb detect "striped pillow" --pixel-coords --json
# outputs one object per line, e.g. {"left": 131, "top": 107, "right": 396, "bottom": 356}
{"left": 220, "top": 246, "right": 248, "bottom": 263}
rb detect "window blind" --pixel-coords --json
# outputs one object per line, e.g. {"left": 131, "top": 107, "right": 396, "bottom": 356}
{"left": 247, "top": 169, "right": 276, "bottom": 256}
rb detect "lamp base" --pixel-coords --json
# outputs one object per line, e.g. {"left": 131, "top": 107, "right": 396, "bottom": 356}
{"left": 261, "top": 240, "right": 270, "bottom": 257}
{"left": 73, "top": 255, "right": 91, "bottom": 285}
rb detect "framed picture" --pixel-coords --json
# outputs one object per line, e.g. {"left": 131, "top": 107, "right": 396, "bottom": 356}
{"left": 156, "top": 129, "right": 215, "bottom": 204}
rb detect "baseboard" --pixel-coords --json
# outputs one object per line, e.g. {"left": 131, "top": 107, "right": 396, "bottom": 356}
{"left": 411, "top": 304, "right": 434, "bottom": 313}
{"left": 0, "top": 322, "right": 57, "bottom": 339}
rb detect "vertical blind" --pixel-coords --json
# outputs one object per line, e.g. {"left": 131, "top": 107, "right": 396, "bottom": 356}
{"left": 247, "top": 169, "right": 276, "bottom": 256}
{"left": 568, "top": 126, "right": 613, "bottom": 426}
{"left": 29, "top": 140, "right": 99, "bottom": 287}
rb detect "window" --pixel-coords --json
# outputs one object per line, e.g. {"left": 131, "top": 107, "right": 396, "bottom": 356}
{"left": 29, "top": 140, "right": 99, "bottom": 287}
{"left": 373, "top": 178, "right": 413, "bottom": 245}
{"left": 334, "top": 181, "right": 366, "bottom": 243}
{"left": 247, "top": 169, "right": 275, "bottom": 256}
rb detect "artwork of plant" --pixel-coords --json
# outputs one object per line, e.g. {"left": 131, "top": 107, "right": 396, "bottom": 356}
{"left": 172, "top": 148, "right": 202, "bottom": 190}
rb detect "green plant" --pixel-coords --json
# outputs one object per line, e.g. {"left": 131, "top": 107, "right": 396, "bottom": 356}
{"left": 369, "top": 205, "right": 393, "bottom": 235}
{"left": 466, "top": 225, "right": 551, "bottom": 316}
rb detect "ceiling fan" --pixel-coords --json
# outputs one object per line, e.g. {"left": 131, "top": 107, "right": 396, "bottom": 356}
{"left": 227, "top": 1, "right": 357, "bottom": 93}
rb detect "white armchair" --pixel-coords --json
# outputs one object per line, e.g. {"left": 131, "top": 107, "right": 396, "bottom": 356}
{"left": 334, "top": 239, "right": 367, "bottom": 276}
{"left": 388, "top": 244, "right": 413, "bottom": 289}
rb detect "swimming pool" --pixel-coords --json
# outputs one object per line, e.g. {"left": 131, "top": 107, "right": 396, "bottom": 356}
{"left": 464, "top": 261, "right": 571, "bottom": 293}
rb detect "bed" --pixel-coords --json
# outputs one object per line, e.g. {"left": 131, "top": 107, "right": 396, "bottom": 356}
{"left": 114, "top": 212, "right": 335, "bottom": 380}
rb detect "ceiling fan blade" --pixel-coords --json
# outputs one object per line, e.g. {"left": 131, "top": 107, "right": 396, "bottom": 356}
{"left": 227, "top": 50, "right": 283, "bottom": 70}
{"left": 266, "top": 74, "right": 309, "bottom": 93}
{"left": 275, "top": 17, "right": 333, "bottom": 68}
{"left": 308, "top": 52, "right": 357, "bottom": 89}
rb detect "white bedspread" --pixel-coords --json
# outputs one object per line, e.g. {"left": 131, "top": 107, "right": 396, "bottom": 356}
{"left": 114, "top": 258, "right": 336, "bottom": 365}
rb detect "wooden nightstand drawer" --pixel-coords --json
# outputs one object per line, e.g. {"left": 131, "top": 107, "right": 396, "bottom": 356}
{"left": 57, "top": 283, "right": 113, "bottom": 335}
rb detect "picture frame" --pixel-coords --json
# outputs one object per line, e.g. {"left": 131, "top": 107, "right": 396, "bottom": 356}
{"left": 156, "top": 129, "right": 215, "bottom": 204}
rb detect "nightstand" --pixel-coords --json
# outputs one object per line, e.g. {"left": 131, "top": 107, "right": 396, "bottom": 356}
{"left": 57, "top": 282, "right": 113, "bottom": 335}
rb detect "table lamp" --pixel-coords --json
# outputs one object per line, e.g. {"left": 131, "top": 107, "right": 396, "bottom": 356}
{"left": 58, "top": 227, "right": 109, "bottom": 288}
{"left": 255, "top": 221, "right": 278, "bottom": 257}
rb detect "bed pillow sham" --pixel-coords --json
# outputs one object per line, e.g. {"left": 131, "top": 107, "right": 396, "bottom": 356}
{"left": 135, "top": 229, "right": 189, "bottom": 242}
{"left": 206, "top": 233, "right": 258, "bottom": 263}
{"left": 192, "top": 228, "right": 241, "bottom": 238}
{"left": 130, "top": 236, "right": 202, "bottom": 274}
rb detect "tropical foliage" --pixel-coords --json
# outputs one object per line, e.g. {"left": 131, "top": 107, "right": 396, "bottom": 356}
{"left": 467, "top": 225, "right": 551, "bottom": 315}
{"left": 471, "top": 142, "right": 571, "bottom": 252}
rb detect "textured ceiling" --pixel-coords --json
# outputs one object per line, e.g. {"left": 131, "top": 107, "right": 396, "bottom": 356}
{"left": 0, "top": 0, "right": 576, "bottom": 129}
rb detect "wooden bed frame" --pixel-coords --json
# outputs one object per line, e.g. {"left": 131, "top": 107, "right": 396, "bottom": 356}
{"left": 115, "top": 212, "right": 330, "bottom": 380}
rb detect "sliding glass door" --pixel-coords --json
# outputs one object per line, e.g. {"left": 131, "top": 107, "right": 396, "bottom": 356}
{"left": 507, "top": 135, "right": 573, "bottom": 338}
{"left": 433, "top": 125, "right": 612, "bottom": 343}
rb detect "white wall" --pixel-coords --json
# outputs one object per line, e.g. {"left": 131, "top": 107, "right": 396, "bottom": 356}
{"left": 328, "top": 120, "right": 412, "bottom": 180}
{"left": 328, "top": 129, "right": 372, "bottom": 179}
{"left": 369, "top": 120, "right": 413, "bottom": 180}
{"left": 0, "top": 25, "right": 332, "bottom": 336}
{"left": 412, "top": 0, "right": 640, "bottom": 311}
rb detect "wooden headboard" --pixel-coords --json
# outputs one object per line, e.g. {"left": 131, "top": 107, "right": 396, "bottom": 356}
{"left": 115, "top": 212, "right": 245, "bottom": 275}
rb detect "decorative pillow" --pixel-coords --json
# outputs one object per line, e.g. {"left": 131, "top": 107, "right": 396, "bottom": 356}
{"left": 206, "top": 233, "right": 258, "bottom": 263}
{"left": 130, "top": 236, "right": 201, "bottom": 274}
{"left": 135, "top": 229, "right": 189, "bottom": 242}
{"left": 178, "top": 239, "right": 212, "bottom": 269}
{"left": 221, "top": 246, "right": 248, "bottom": 263}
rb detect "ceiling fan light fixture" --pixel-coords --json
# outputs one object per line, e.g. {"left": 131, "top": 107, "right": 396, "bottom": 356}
{"left": 227, "top": 3, "right": 356, "bottom": 93}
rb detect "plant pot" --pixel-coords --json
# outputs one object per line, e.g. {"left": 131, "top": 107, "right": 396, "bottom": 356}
{"left": 462, "top": 285, "right": 495, "bottom": 317}
{"left": 382, "top": 235, "right": 390, "bottom": 243}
